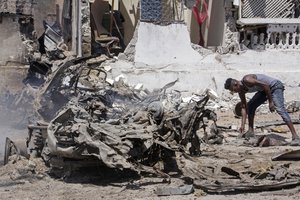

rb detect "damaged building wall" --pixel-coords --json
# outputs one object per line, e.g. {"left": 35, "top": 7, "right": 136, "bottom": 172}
{"left": 115, "top": 0, "right": 300, "bottom": 51}
{"left": 106, "top": 0, "right": 207, "bottom": 47}
{"left": 110, "top": 1, "right": 300, "bottom": 100}
{"left": 1, "top": 0, "right": 82, "bottom": 70}
{"left": 0, "top": 20, "right": 28, "bottom": 92}
{"left": 0, "top": 15, "right": 25, "bottom": 65}
{"left": 0, "top": 0, "right": 65, "bottom": 65}
{"left": 0, "top": 0, "right": 64, "bottom": 93}
{"left": 0, "top": 0, "right": 64, "bottom": 64}
{"left": 0, "top": 0, "right": 33, "bottom": 93}
{"left": 86, "top": 1, "right": 225, "bottom": 50}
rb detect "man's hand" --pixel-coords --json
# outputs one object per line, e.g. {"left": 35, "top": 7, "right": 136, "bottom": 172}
{"left": 239, "top": 125, "right": 245, "bottom": 133}
{"left": 269, "top": 101, "right": 275, "bottom": 112}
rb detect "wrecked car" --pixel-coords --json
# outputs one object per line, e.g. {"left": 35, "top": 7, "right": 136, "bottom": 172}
{"left": 4, "top": 56, "right": 221, "bottom": 176}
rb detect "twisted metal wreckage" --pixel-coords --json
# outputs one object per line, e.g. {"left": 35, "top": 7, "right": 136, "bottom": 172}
{"left": 2, "top": 2, "right": 223, "bottom": 189}
{"left": 5, "top": 55, "right": 221, "bottom": 176}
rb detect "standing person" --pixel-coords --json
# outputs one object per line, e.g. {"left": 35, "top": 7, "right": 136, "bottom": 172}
{"left": 224, "top": 74, "right": 300, "bottom": 145}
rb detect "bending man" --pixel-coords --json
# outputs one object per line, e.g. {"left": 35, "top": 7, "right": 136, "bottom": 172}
{"left": 224, "top": 74, "right": 300, "bottom": 145}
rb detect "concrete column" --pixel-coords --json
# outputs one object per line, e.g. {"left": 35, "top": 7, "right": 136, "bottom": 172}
{"left": 71, "top": 0, "right": 82, "bottom": 57}
{"left": 205, "top": 0, "right": 225, "bottom": 47}
{"left": 204, "top": 0, "right": 213, "bottom": 47}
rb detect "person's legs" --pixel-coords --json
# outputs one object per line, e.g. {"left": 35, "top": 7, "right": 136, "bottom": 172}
{"left": 246, "top": 91, "right": 267, "bottom": 136}
{"left": 272, "top": 88, "right": 300, "bottom": 141}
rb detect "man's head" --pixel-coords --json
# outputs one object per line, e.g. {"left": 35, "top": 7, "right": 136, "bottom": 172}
{"left": 224, "top": 78, "right": 241, "bottom": 93}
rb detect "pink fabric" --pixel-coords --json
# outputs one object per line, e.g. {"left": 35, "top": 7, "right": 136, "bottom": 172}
{"left": 192, "top": 0, "right": 208, "bottom": 25}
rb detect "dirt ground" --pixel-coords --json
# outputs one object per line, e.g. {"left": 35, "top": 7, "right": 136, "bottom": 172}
{"left": 1, "top": 109, "right": 300, "bottom": 200}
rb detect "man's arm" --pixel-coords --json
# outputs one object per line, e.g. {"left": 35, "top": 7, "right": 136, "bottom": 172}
{"left": 238, "top": 92, "right": 247, "bottom": 133}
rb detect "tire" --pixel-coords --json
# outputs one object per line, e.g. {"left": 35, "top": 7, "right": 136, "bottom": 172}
{"left": 4, "top": 137, "right": 12, "bottom": 165}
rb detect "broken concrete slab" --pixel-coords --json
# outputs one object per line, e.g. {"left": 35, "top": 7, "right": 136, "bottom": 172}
{"left": 155, "top": 184, "right": 194, "bottom": 196}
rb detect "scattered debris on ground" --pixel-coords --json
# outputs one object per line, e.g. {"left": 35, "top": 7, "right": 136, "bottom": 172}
{"left": 1, "top": 1, "right": 300, "bottom": 199}
{"left": 1, "top": 53, "right": 300, "bottom": 199}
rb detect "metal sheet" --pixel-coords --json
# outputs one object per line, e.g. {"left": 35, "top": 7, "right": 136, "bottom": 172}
{"left": 242, "top": 0, "right": 294, "bottom": 18}
{"left": 272, "top": 150, "right": 300, "bottom": 161}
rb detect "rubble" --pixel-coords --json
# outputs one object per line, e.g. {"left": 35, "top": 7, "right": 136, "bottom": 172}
{"left": 155, "top": 184, "right": 194, "bottom": 196}
{"left": 3, "top": 55, "right": 222, "bottom": 178}
{"left": 2, "top": 49, "right": 300, "bottom": 197}
{"left": 3, "top": 51, "right": 300, "bottom": 197}
{"left": 1, "top": 1, "right": 300, "bottom": 199}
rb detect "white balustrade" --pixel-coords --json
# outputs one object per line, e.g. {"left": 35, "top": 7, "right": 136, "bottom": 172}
{"left": 244, "top": 24, "right": 300, "bottom": 50}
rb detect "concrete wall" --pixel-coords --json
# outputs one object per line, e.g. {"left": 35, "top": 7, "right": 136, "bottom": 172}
{"left": 0, "top": 16, "right": 25, "bottom": 66}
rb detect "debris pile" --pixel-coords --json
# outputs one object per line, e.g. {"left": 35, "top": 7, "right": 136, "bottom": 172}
{"left": 4, "top": 52, "right": 300, "bottom": 196}
{"left": 179, "top": 145, "right": 300, "bottom": 194}
{"left": 1, "top": 55, "right": 220, "bottom": 177}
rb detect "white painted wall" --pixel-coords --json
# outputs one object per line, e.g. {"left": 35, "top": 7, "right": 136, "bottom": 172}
{"left": 134, "top": 22, "right": 203, "bottom": 65}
